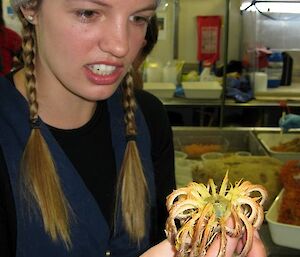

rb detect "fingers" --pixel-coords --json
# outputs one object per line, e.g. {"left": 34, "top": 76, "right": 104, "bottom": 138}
{"left": 205, "top": 233, "right": 239, "bottom": 257}
{"left": 206, "top": 216, "right": 239, "bottom": 257}
{"left": 246, "top": 231, "right": 267, "bottom": 257}
{"left": 205, "top": 216, "right": 267, "bottom": 257}
{"left": 140, "top": 239, "right": 176, "bottom": 257}
{"left": 235, "top": 230, "right": 267, "bottom": 257}
{"left": 144, "top": 233, "right": 267, "bottom": 257}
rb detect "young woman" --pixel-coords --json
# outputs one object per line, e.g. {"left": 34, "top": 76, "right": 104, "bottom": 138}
{"left": 0, "top": 0, "right": 267, "bottom": 256}
{"left": 0, "top": 0, "right": 175, "bottom": 256}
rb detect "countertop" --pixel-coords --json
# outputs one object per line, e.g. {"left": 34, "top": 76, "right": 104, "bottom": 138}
{"left": 159, "top": 97, "right": 300, "bottom": 107}
{"left": 255, "top": 83, "right": 300, "bottom": 101}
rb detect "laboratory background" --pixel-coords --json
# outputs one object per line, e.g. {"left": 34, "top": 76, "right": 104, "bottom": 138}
{"left": 2, "top": 0, "right": 300, "bottom": 256}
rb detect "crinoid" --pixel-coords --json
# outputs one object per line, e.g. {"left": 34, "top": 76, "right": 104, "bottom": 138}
{"left": 165, "top": 172, "right": 268, "bottom": 257}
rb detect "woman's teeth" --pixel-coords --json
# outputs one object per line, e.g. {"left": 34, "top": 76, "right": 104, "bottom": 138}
{"left": 89, "top": 64, "right": 116, "bottom": 75}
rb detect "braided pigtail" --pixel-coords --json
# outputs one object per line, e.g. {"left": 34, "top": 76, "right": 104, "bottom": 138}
{"left": 117, "top": 67, "right": 149, "bottom": 243}
{"left": 17, "top": 10, "right": 73, "bottom": 248}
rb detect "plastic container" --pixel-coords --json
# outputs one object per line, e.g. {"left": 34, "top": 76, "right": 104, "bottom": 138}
{"left": 235, "top": 151, "right": 252, "bottom": 156}
{"left": 175, "top": 158, "right": 199, "bottom": 188}
{"left": 144, "top": 60, "right": 163, "bottom": 82}
{"left": 199, "top": 67, "right": 211, "bottom": 81}
{"left": 257, "top": 132, "right": 300, "bottom": 162}
{"left": 267, "top": 52, "right": 283, "bottom": 88}
{"left": 143, "top": 82, "right": 175, "bottom": 98}
{"left": 178, "top": 135, "right": 229, "bottom": 159}
{"left": 266, "top": 189, "right": 300, "bottom": 250}
{"left": 250, "top": 72, "right": 268, "bottom": 93}
{"left": 163, "top": 65, "right": 177, "bottom": 84}
{"left": 181, "top": 81, "right": 222, "bottom": 99}
{"left": 201, "top": 152, "right": 224, "bottom": 161}
{"left": 175, "top": 150, "right": 188, "bottom": 159}
{"left": 163, "top": 60, "right": 185, "bottom": 84}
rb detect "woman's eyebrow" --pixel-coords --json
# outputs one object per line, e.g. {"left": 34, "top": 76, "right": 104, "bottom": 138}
{"left": 66, "top": 0, "right": 110, "bottom": 7}
{"left": 135, "top": 4, "right": 157, "bottom": 12}
{"left": 66, "top": 0, "right": 156, "bottom": 11}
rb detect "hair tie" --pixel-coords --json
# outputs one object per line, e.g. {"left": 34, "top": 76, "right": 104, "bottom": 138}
{"left": 30, "top": 118, "right": 41, "bottom": 129}
{"left": 126, "top": 134, "right": 136, "bottom": 142}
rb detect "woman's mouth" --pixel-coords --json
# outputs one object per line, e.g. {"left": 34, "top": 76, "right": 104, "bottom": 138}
{"left": 88, "top": 64, "right": 116, "bottom": 75}
{"left": 85, "top": 63, "right": 124, "bottom": 85}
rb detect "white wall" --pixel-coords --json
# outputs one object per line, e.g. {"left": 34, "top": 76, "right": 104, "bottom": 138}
{"left": 2, "top": 0, "right": 22, "bottom": 34}
{"left": 151, "top": 0, "right": 242, "bottom": 66}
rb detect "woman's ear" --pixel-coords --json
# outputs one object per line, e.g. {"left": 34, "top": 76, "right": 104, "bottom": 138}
{"left": 20, "top": 6, "right": 37, "bottom": 24}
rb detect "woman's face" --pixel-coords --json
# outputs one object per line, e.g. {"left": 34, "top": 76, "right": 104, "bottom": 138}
{"left": 31, "top": 0, "right": 156, "bottom": 101}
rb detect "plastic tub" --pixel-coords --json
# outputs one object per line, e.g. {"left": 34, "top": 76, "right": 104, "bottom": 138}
{"left": 181, "top": 81, "right": 222, "bottom": 99}
{"left": 235, "top": 151, "right": 252, "bottom": 156}
{"left": 178, "top": 135, "right": 229, "bottom": 159}
{"left": 257, "top": 132, "right": 300, "bottom": 162}
{"left": 201, "top": 152, "right": 224, "bottom": 161}
{"left": 175, "top": 150, "right": 188, "bottom": 159}
{"left": 143, "top": 82, "right": 175, "bottom": 98}
{"left": 266, "top": 189, "right": 300, "bottom": 250}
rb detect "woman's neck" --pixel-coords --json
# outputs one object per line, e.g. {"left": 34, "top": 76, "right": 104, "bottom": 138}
{"left": 13, "top": 68, "right": 97, "bottom": 129}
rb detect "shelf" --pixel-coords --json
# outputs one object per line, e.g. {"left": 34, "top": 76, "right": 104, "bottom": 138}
{"left": 160, "top": 97, "right": 300, "bottom": 107}
{"left": 255, "top": 83, "right": 300, "bottom": 101}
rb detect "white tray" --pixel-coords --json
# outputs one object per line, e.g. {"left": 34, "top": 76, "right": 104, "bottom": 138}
{"left": 266, "top": 189, "right": 300, "bottom": 250}
{"left": 181, "top": 81, "right": 222, "bottom": 99}
{"left": 257, "top": 132, "right": 300, "bottom": 162}
{"left": 143, "top": 82, "right": 175, "bottom": 98}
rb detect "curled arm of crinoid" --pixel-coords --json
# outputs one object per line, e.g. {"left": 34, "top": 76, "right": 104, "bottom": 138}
{"left": 166, "top": 188, "right": 189, "bottom": 211}
{"left": 219, "top": 171, "right": 229, "bottom": 196}
{"left": 208, "top": 179, "right": 218, "bottom": 196}
{"left": 236, "top": 212, "right": 254, "bottom": 257}
{"left": 225, "top": 208, "right": 243, "bottom": 237}
{"left": 248, "top": 185, "right": 268, "bottom": 206}
{"left": 188, "top": 182, "right": 211, "bottom": 199}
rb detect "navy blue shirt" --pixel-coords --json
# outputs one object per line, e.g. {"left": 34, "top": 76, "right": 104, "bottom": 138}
{"left": 0, "top": 75, "right": 175, "bottom": 257}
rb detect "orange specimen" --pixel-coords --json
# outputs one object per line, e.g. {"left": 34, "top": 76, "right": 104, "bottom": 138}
{"left": 182, "top": 144, "right": 222, "bottom": 158}
{"left": 278, "top": 160, "right": 300, "bottom": 226}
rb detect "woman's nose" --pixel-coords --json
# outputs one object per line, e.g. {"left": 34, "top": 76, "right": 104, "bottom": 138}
{"left": 99, "top": 20, "right": 130, "bottom": 58}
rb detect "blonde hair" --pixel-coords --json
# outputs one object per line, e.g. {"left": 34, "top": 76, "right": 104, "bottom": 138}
{"left": 13, "top": 0, "right": 151, "bottom": 247}
{"left": 16, "top": 5, "right": 73, "bottom": 248}
{"left": 117, "top": 70, "right": 149, "bottom": 242}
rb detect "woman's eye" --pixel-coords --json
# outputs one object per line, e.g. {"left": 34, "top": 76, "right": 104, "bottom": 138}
{"left": 130, "top": 15, "right": 151, "bottom": 26}
{"left": 76, "top": 10, "right": 97, "bottom": 22}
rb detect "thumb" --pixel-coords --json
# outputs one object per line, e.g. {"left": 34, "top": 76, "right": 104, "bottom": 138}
{"left": 205, "top": 232, "right": 239, "bottom": 257}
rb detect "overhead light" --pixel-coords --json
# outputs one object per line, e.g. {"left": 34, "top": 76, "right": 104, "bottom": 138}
{"left": 241, "top": 1, "right": 300, "bottom": 14}
{"left": 158, "top": 0, "right": 169, "bottom": 11}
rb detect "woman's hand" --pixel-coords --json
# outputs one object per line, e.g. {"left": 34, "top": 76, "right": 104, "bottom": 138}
{"left": 205, "top": 230, "right": 267, "bottom": 257}
{"left": 236, "top": 230, "right": 267, "bottom": 257}
{"left": 279, "top": 113, "right": 300, "bottom": 132}
{"left": 140, "top": 240, "right": 176, "bottom": 257}
{"left": 140, "top": 230, "right": 267, "bottom": 257}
